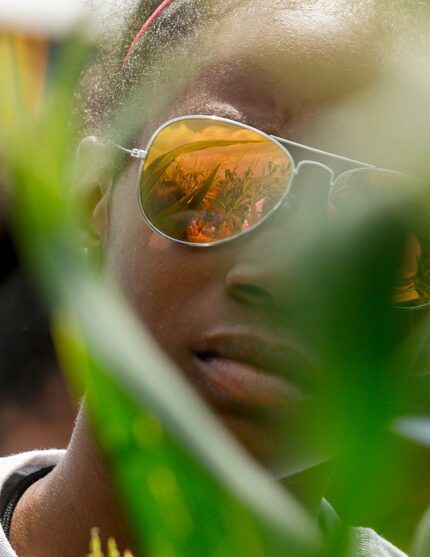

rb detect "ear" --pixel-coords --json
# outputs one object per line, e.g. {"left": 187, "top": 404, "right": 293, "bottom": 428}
{"left": 74, "top": 136, "right": 112, "bottom": 251}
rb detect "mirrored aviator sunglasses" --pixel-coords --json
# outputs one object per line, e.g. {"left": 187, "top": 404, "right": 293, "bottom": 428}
{"left": 115, "top": 115, "right": 430, "bottom": 309}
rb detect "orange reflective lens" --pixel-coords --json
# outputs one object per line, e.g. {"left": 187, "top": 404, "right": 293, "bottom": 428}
{"left": 139, "top": 118, "right": 293, "bottom": 245}
{"left": 329, "top": 169, "right": 430, "bottom": 307}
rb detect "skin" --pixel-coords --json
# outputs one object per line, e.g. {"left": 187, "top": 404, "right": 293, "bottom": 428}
{"left": 104, "top": 0, "right": 395, "bottom": 469}
{"left": 8, "top": 1, "right": 423, "bottom": 556}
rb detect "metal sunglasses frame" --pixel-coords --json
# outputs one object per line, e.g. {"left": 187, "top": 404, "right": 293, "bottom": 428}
{"left": 115, "top": 114, "right": 411, "bottom": 249}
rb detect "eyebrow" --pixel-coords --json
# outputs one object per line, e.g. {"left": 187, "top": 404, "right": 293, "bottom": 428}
{"left": 182, "top": 102, "right": 289, "bottom": 138}
{"left": 186, "top": 102, "right": 246, "bottom": 124}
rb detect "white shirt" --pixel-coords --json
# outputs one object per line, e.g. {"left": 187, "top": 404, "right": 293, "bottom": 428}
{"left": 0, "top": 451, "right": 408, "bottom": 557}
{"left": 0, "top": 451, "right": 64, "bottom": 557}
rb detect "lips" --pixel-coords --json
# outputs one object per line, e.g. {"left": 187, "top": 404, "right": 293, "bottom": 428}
{"left": 192, "top": 330, "right": 313, "bottom": 412}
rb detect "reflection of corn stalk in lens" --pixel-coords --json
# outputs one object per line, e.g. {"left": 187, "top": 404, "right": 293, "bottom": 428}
{"left": 209, "top": 162, "right": 290, "bottom": 235}
{"left": 146, "top": 153, "right": 290, "bottom": 242}
{"left": 151, "top": 163, "right": 220, "bottom": 239}
{"left": 141, "top": 138, "right": 262, "bottom": 202}
{"left": 413, "top": 234, "right": 430, "bottom": 304}
{"left": 391, "top": 211, "right": 430, "bottom": 306}
{"left": 151, "top": 161, "right": 288, "bottom": 239}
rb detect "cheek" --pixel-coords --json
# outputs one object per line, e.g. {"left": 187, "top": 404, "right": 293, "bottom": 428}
{"left": 105, "top": 175, "right": 224, "bottom": 353}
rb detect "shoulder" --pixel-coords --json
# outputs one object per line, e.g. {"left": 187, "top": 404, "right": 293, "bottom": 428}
{"left": 0, "top": 450, "right": 64, "bottom": 557}
{"left": 351, "top": 527, "right": 409, "bottom": 557}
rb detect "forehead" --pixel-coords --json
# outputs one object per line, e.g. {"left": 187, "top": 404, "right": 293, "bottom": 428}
{"left": 195, "top": 0, "right": 391, "bottom": 104}
{"left": 154, "top": 0, "right": 424, "bottom": 166}
{"left": 127, "top": 0, "right": 427, "bottom": 168}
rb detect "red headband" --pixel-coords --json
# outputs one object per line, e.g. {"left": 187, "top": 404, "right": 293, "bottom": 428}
{"left": 122, "top": 0, "right": 176, "bottom": 69}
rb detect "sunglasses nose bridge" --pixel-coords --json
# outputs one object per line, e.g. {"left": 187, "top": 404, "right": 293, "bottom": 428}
{"left": 278, "top": 162, "right": 334, "bottom": 213}
{"left": 293, "top": 160, "right": 335, "bottom": 184}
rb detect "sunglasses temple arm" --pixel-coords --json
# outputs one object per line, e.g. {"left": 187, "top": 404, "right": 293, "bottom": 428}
{"left": 271, "top": 135, "right": 376, "bottom": 169}
{"left": 113, "top": 142, "right": 148, "bottom": 160}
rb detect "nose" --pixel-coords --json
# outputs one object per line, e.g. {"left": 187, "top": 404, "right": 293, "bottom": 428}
{"left": 225, "top": 166, "right": 332, "bottom": 312}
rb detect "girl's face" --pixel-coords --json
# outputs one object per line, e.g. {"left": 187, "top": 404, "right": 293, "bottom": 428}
{"left": 102, "top": 1, "right": 406, "bottom": 467}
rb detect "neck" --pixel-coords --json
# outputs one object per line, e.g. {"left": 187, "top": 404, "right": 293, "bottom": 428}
{"left": 9, "top": 405, "right": 333, "bottom": 556}
{"left": 9, "top": 405, "right": 134, "bottom": 557}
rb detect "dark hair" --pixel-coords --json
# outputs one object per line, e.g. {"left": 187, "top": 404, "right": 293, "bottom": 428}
{"left": 79, "top": 0, "right": 238, "bottom": 140}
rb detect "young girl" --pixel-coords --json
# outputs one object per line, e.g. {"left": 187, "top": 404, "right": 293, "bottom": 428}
{"left": 0, "top": 1, "right": 427, "bottom": 555}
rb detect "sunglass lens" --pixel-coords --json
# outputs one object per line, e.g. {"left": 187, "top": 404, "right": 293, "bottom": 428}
{"left": 329, "top": 168, "right": 430, "bottom": 308}
{"left": 139, "top": 118, "right": 293, "bottom": 244}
